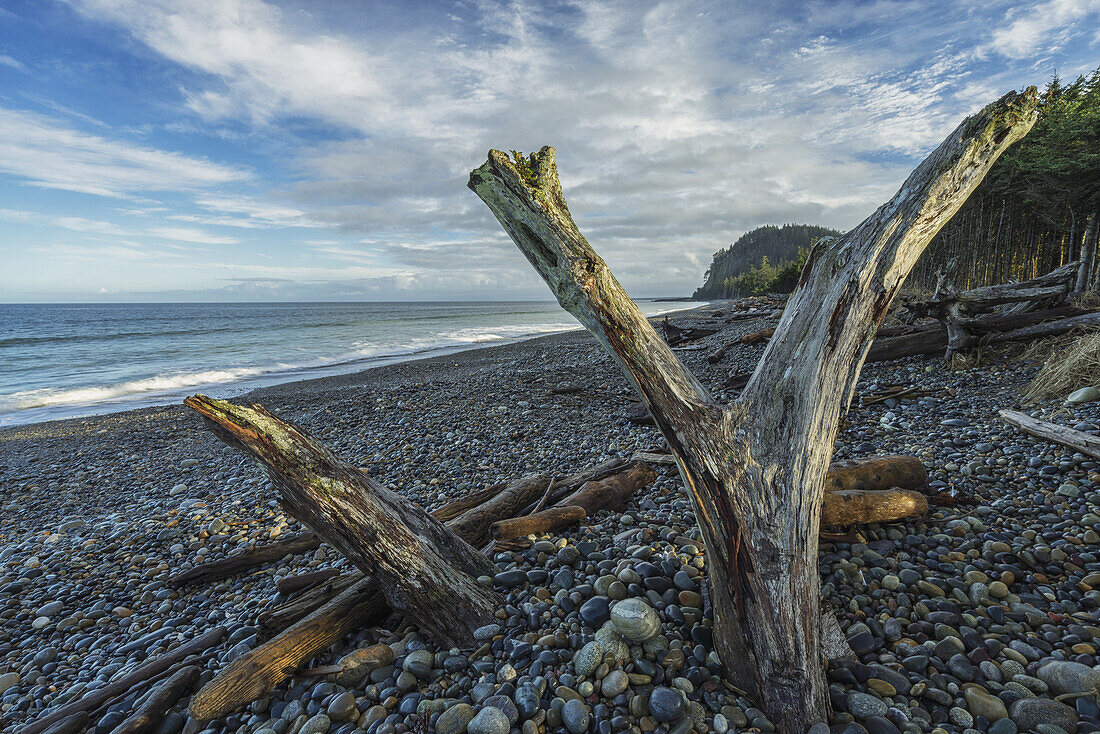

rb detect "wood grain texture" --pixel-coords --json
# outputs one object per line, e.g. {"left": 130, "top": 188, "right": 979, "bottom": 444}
{"left": 469, "top": 87, "right": 1037, "bottom": 734}
{"left": 167, "top": 532, "right": 321, "bottom": 588}
{"left": 1000, "top": 409, "right": 1100, "bottom": 460}
{"left": 185, "top": 396, "right": 499, "bottom": 648}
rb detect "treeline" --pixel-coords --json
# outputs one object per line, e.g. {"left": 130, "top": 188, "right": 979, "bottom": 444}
{"left": 693, "top": 224, "right": 839, "bottom": 298}
{"left": 909, "top": 67, "right": 1100, "bottom": 291}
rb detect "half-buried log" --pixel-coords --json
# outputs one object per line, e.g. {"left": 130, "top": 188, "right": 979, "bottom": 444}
{"left": 190, "top": 577, "right": 382, "bottom": 721}
{"left": 825, "top": 455, "right": 927, "bottom": 492}
{"left": 108, "top": 665, "right": 200, "bottom": 734}
{"left": 1000, "top": 409, "right": 1100, "bottom": 460}
{"left": 821, "top": 489, "right": 929, "bottom": 526}
{"left": 491, "top": 505, "right": 586, "bottom": 540}
{"left": 168, "top": 532, "right": 322, "bottom": 588}
{"left": 185, "top": 395, "right": 499, "bottom": 649}
{"left": 276, "top": 569, "right": 342, "bottom": 595}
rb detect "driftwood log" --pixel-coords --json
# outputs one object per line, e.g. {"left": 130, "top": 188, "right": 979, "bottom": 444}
{"left": 1000, "top": 409, "right": 1100, "bottom": 460}
{"left": 20, "top": 626, "right": 227, "bottom": 734}
{"left": 469, "top": 88, "right": 1037, "bottom": 731}
{"left": 825, "top": 455, "right": 927, "bottom": 492}
{"left": 821, "top": 489, "right": 928, "bottom": 526}
{"left": 190, "top": 451, "right": 643, "bottom": 719}
{"left": 168, "top": 532, "right": 321, "bottom": 588}
{"left": 108, "top": 665, "right": 200, "bottom": 734}
{"left": 186, "top": 396, "right": 498, "bottom": 648}
{"left": 189, "top": 577, "right": 382, "bottom": 721}
{"left": 491, "top": 505, "right": 586, "bottom": 540}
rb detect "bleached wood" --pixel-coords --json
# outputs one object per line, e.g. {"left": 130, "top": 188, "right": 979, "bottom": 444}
{"left": 469, "top": 88, "right": 1037, "bottom": 733}
{"left": 1000, "top": 409, "right": 1100, "bottom": 460}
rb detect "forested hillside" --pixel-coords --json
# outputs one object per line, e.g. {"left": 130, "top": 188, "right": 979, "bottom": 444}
{"left": 692, "top": 224, "right": 839, "bottom": 298}
{"left": 906, "top": 68, "right": 1100, "bottom": 290}
{"left": 693, "top": 68, "right": 1099, "bottom": 299}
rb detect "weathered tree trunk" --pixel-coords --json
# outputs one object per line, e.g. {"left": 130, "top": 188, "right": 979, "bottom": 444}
{"left": 1001, "top": 409, "right": 1100, "bottom": 460}
{"left": 468, "top": 88, "right": 1037, "bottom": 732}
{"left": 185, "top": 396, "right": 499, "bottom": 648}
{"left": 1077, "top": 211, "right": 1097, "bottom": 293}
{"left": 824, "top": 455, "right": 927, "bottom": 492}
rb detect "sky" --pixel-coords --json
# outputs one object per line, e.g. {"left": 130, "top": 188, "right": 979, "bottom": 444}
{"left": 1, "top": 0, "right": 1098, "bottom": 302}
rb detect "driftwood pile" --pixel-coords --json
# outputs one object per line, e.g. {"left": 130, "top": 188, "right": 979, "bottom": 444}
{"left": 717, "top": 263, "right": 1097, "bottom": 390}
{"left": 22, "top": 388, "right": 938, "bottom": 730}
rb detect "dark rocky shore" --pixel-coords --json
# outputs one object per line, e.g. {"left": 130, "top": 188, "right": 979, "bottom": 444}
{"left": 2, "top": 303, "right": 1099, "bottom": 734}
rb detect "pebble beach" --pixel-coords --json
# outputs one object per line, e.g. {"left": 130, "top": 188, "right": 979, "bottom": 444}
{"left": 2, "top": 302, "right": 1099, "bottom": 734}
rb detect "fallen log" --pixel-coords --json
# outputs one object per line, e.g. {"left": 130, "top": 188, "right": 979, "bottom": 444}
{"left": 276, "top": 569, "right": 342, "bottom": 595}
{"left": 987, "top": 311, "right": 1100, "bottom": 344}
{"left": 38, "top": 712, "right": 89, "bottom": 734}
{"left": 556, "top": 462, "right": 657, "bottom": 515}
{"left": 824, "top": 455, "right": 928, "bottom": 492}
{"left": 821, "top": 488, "right": 929, "bottom": 526}
{"left": 446, "top": 472, "right": 552, "bottom": 548}
{"left": 20, "top": 626, "right": 227, "bottom": 734}
{"left": 430, "top": 481, "right": 508, "bottom": 522}
{"left": 108, "top": 665, "right": 200, "bottom": 734}
{"left": 1000, "top": 409, "right": 1100, "bottom": 460}
{"left": 260, "top": 572, "right": 359, "bottom": 634}
{"left": 514, "top": 458, "right": 629, "bottom": 516}
{"left": 190, "top": 578, "right": 382, "bottom": 721}
{"left": 741, "top": 327, "right": 775, "bottom": 345}
{"left": 167, "top": 532, "right": 321, "bottom": 588}
{"left": 491, "top": 505, "right": 586, "bottom": 540}
{"left": 186, "top": 396, "right": 499, "bottom": 648}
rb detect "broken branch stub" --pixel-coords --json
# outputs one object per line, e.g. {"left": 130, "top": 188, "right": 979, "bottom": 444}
{"left": 184, "top": 395, "right": 499, "bottom": 648}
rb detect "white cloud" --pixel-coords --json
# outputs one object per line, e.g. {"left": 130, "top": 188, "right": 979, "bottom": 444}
{"left": 146, "top": 226, "right": 240, "bottom": 245}
{"left": 0, "top": 53, "right": 23, "bottom": 70}
{"left": 0, "top": 105, "right": 249, "bottom": 198}
{"left": 35, "top": 0, "right": 1100, "bottom": 298}
{"left": 987, "top": 0, "right": 1100, "bottom": 58}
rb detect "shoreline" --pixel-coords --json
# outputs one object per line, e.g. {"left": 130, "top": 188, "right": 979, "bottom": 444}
{"left": 3, "top": 300, "right": 1098, "bottom": 734}
{"left": 0, "top": 301, "right": 712, "bottom": 433}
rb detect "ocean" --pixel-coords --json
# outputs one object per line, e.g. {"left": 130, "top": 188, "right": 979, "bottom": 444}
{"left": 0, "top": 300, "right": 695, "bottom": 427}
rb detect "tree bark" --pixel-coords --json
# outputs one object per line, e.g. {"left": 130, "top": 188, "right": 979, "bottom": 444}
{"left": 824, "top": 455, "right": 927, "bottom": 492}
{"left": 468, "top": 88, "right": 1037, "bottom": 733}
{"left": 491, "top": 506, "right": 586, "bottom": 540}
{"left": 190, "top": 577, "right": 383, "bottom": 721}
{"left": 1000, "top": 409, "right": 1100, "bottom": 460}
{"left": 185, "top": 395, "right": 499, "bottom": 648}
{"left": 1077, "top": 211, "right": 1097, "bottom": 293}
{"left": 168, "top": 532, "right": 322, "bottom": 587}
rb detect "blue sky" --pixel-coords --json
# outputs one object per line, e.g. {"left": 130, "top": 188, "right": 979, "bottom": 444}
{"left": 1, "top": 0, "right": 1098, "bottom": 302}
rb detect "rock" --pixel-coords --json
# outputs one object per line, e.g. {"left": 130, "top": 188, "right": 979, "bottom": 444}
{"left": 579, "top": 596, "right": 611, "bottom": 627}
{"left": 436, "top": 703, "right": 476, "bottom": 734}
{"left": 847, "top": 692, "right": 888, "bottom": 719}
{"left": 964, "top": 686, "right": 1007, "bottom": 721}
{"left": 610, "top": 598, "right": 661, "bottom": 642}
{"left": 1067, "top": 387, "right": 1100, "bottom": 404}
{"left": 649, "top": 686, "right": 685, "bottom": 722}
{"left": 1036, "top": 660, "right": 1100, "bottom": 696}
{"left": 0, "top": 672, "right": 19, "bottom": 695}
{"left": 1009, "top": 698, "right": 1077, "bottom": 733}
{"left": 573, "top": 640, "right": 603, "bottom": 677}
{"left": 602, "top": 669, "right": 629, "bottom": 697}
{"left": 561, "top": 698, "right": 590, "bottom": 734}
{"left": 298, "top": 713, "right": 331, "bottom": 734}
{"left": 474, "top": 624, "right": 501, "bottom": 641}
{"left": 402, "top": 648, "right": 435, "bottom": 679}
{"left": 326, "top": 691, "right": 357, "bottom": 721}
{"left": 169, "top": 483, "right": 187, "bottom": 496}
{"left": 468, "top": 706, "right": 510, "bottom": 734}
{"left": 336, "top": 644, "right": 395, "bottom": 686}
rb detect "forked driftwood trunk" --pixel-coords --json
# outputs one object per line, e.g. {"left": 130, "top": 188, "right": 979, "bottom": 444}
{"left": 468, "top": 89, "right": 1037, "bottom": 732}
{"left": 184, "top": 396, "right": 499, "bottom": 648}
